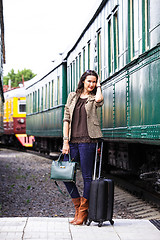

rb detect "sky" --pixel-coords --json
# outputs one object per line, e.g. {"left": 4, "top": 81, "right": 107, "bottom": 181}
{"left": 3, "top": 0, "right": 101, "bottom": 77}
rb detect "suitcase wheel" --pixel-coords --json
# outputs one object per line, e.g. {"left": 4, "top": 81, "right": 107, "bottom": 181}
{"left": 87, "top": 220, "right": 92, "bottom": 226}
{"left": 110, "top": 220, "right": 114, "bottom": 225}
{"left": 98, "top": 222, "right": 103, "bottom": 227}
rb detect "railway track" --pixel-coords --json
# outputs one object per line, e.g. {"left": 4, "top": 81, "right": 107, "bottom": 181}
{"left": 105, "top": 172, "right": 160, "bottom": 209}
{"left": 0, "top": 143, "right": 59, "bottom": 161}
{"left": 114, "top": 186, "right": 160, "bottom": 220}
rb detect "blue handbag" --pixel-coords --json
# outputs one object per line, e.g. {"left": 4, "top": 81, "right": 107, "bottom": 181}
{"left": 50, "top": 153, "right": 77, "bottom": 182}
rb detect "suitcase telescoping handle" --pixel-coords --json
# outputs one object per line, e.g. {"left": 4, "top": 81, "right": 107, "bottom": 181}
{"left": 93, "top": 142, "right": 103, "bottom": 180}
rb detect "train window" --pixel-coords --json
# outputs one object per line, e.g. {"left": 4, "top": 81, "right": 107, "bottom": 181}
{"left": 48, "top": 82, "right": 51, "bottom": 108}
{"left": 142, "top": 0, "right": 149, "bottom": 52}
{"left": 51, "top": 80, "right": 54, "bottom": 107}
{"left": 33, "top": 92, "right": 35, "bottom": 112}
{"left": 128, "top": 0, "right": 141, "bottom": 59}
{"left": 26, "top": 94, "right": 28, "bottom": 114}
{"left": 67, "top": 66, "right": 70, "bottom": 94}
{"left": 73, "top": 61, "right": 76, "bottom": 91}
{"left": 57, "top": 76, "right": 60, "bottom": 105}
{"left": 133, "top": 0, "right": 139, "bottom": 56}
{"left": 41, "top": 87, "right": 44, "bottom": 111}
{"left": 113, "top": 11, "right": 119, "bottom": 71}
{"left": 76, "top": 57, "right": 78, "bottom": 86}
{"left": 79, "top": 53, "right": 81, "bottom": 79}
{"left": 97, "top": 31, "right": 101, "bottom": 77}
{"left": 108, "top": 19, "right": 113, "bottom": 75}
{"left": 38, "top": 89, "right": 40, "bottom": 112}
{"left": 70, "top": 63, "right": 72, "bottom": 92}
{"left": 34, "top": 91, "right": 36, "bottom": 112}
{"left": 128, "top": 0, "right": 133, "bottom": 61}
{"left": 35, "top": 91, "right": 37, "bottom": 112}
{"left": 83, "top": 47, "right": 85, "bottom": 73}
{"left": 28, "top": 93, "right": 32, "bottom": 113}
{"left": 45, "top": 84, "right": 47, "bottom": 109}
{"left": 88, "top": 41, "right": 91, "bottom": 70}
{"left": 18, "top": 100, "right": 26, "bottom": 114}
{"left": 33, "top": 92, "right": 36, "bottom": 112}
{"left": 29, "top": 93, "right": 32, "bottom": 113}
{"left": 29, "top": 94, "right": 30, "bottom": 113}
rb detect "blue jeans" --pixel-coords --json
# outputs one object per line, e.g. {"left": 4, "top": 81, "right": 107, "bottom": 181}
{"left": 63, "top": 143, "right": 96, "bottom": 199}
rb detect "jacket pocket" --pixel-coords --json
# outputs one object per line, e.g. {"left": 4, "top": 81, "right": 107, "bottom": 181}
{"left": 93, "top": 119, "right": 100, "bottom": 126}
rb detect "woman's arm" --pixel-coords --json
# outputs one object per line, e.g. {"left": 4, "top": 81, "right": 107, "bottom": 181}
{"left": 62, "top": 121, "right": 70, "bottom": 154}
{"left": 95, "top": 76, "right": 103, "bottom": 103}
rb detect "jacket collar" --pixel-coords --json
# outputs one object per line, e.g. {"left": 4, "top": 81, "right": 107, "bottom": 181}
{"left": 75, "top": 92, "right": 95, "bottom": 103}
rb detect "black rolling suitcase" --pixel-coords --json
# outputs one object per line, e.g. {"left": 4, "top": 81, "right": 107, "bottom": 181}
{"left": 87, "top": 142, "right": 114, "bottom": 227}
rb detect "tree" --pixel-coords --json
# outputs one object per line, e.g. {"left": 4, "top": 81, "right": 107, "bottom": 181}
{"left": 3, "top": 68, "right": 36, "bottom": 88}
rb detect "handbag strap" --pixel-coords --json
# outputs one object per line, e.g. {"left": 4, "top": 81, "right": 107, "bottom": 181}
{"left": 58, "top": 153, "right": 72, "bottom": 162}
{"left": 54, "top": 181, "right": 75, "bottom": 198}
{"left": 54, "top": 181, "right": 69, "bottom": 197}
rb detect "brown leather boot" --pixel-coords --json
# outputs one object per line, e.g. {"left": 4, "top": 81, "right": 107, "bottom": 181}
{"left": 73, "top": 197, "right": 89, "bottom": 225}
{"left": 69, "top": 197, "right": 81, "bottom": 224}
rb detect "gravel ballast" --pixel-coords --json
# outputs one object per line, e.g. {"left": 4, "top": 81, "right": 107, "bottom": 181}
{"left": 0, "top": 148, "right": 135, "bottom": 219}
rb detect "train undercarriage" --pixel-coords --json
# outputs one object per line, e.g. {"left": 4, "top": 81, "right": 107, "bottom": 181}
{"left": 0, "top": 134, "right": 34, "bottom": 148}
{"left": 33, "top": 137, "right": 63, "bottom": 155}
{"left": 104, "top": 141, "right": 160, "bottom": 193}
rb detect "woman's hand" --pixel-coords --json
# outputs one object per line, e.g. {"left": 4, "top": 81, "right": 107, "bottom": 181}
{"left": 96, "top": 76, "right": 101, "bottom": 87}
{"left": 62, "top": 141, "right": 70, "bottom": 154}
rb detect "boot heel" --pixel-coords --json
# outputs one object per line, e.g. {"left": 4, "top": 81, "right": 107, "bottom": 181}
{"left": 84, "top": 217, "right": 88, "bottom": 225}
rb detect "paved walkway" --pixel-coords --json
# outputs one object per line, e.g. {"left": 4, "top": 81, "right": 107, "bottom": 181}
{"left": 0, "top": 217, "right": 160, "bottom": 240}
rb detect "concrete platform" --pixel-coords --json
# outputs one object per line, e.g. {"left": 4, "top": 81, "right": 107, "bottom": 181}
{"left": 0, "top": 217, "right": 159, "bottom": 240}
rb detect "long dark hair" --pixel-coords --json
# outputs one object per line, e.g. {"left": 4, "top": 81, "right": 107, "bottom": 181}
{"left": 76, "top": 70, "right": 98, "bottom": 95}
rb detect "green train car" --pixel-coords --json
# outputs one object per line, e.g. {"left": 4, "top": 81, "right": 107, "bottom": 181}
{"left": 102, "top": 44, "right": 160, "bottom": 171}
{"left": 25, "top": 61, "right": 67, "bottom": 153}
{"left": 101, "top": 0, "right": 160, "bottom": 174}
{"left": 0, "top": 0, "right": 5, "bottom": 136}
{"left": 26, "top": 0, "right": 160, "bottom": 187}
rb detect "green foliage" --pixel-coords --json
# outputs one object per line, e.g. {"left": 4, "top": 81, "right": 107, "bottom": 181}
{"left": 3, "top": 68, "right": 36, "bottom": 88}
{"left": 27, "top": 185, "right": 31, "bottom": 190}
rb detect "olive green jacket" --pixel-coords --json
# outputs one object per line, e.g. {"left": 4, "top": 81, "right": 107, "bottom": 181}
{"left": 63, "top": 92, "right": 104, "bottom": 141}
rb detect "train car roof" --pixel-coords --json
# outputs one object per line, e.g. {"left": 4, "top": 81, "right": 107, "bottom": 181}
{"left": 25, "top": 58, "right": 66, "bottom": 90}
{"left": 4, "top": 87, "right": 26, "bottom": 99}
{"left": 65, "top": 0, "right": 107, "bottom": 59}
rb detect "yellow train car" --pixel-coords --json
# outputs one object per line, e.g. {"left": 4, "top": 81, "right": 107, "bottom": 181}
{"left": 3, "top": 87, "right": 34, "bottom": 147}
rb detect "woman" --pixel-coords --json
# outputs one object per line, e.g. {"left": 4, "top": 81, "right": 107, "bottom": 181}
{"left": 62, "top": 70, "right": 103, "bottom": 225}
